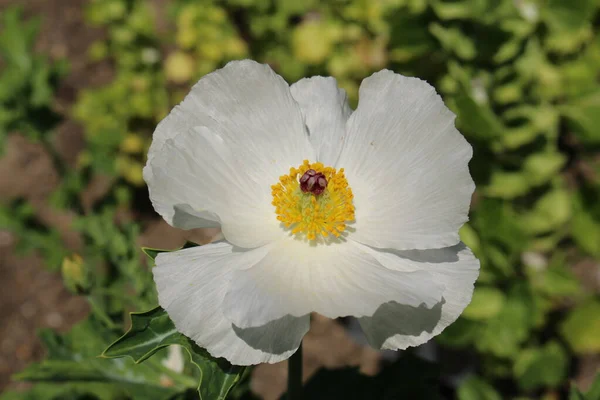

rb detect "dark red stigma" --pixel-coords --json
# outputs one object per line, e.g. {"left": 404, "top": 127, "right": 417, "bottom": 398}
{"left": 300, "top": 169, "right": 328, "bottom": 195}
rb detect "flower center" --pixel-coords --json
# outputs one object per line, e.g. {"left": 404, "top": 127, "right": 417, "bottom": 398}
{"left": 299, "top": 169, "right": 327, "bottom": 195}
{"left": 271, "top": 160, "right": 355, "bottom": 241}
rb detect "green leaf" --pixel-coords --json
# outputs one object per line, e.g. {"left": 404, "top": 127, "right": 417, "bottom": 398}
{"left": 429, "top": 23, "right": 476, "bottom": 60}
{"left": 476, "top": 283, "right": 535, "bottom": 358}
{"left": 513, "top": 341, "right": 569, "bottom": 391}
{"left": 562, "top": 90, "right": 600, "bottom": 144}
{"left": 483, "top": 170, "right": 531, "bottom": 199}
{"left": 572, "top": 193, "right": 600, "bottom": 257}
{"left": 15, "top": 317, "right": 188, "bottom": 400}
{"left": 0, "top": 382, "right": 122, "bottom": 400}
{"left": 522, "top": 152, "right": 566, "bottom": 187}
{"left": 533, "top": 265, "right": 582, "bottom": 297}
{"left": 462, "top": 286, "right": 505, "bottom": 320}
{"left": 560, "top": 300, "right": 600, "bottom": 354}
{"left": 459, "top": 223, "right": 480, "bottom": 254}
{"left": 16, "top": 360, "right": 118, "bottom": 381}
{"left": 457, "top": 376, "right": 502, "bottom": 400}
{"left": 142, "top": 241, "right": 200, "bottom": 262}
{"left": 387, "top": 11, "right": 436, "bottom": 62}
{"left": 543, "top": 0, "right": 596, "bottom": 33}
{"left": 586, "top": 373, "right": 600, "bottom": 400}
{"left": 570, "top": 384, "right": 588, "bottom": 400}
{"left": 102, "top": 307, "right": 179, "bottom": 362}
{"left": 103, "top": 307, "right": 245, "bottom": 400}
{"left": 451, "top": 82, "right": 504, "bottom": 142}
{"left": 520, "top": 188, "right": 571, "bottom": 234}
{"left": 572, "top": 211, "right": 600, "bottom": 257}
{"left": 474, "top": 199, "right": 527, "bottom": 253}
{"left": 430, "top": 0, "right": 474, "bottom": 20}
{"left": 436, "top": 317, "right": 479, "bottom": 348}
{"left": 141, "top": 246, "right": 170, "bottom": 262}
{"left": 494, "top": 38, "right": 523, "bottom": 64}
{"left": 0, "top": 6, "right": 38, "bottom": 71}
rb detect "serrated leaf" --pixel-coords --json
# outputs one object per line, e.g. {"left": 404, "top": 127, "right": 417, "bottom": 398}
{"left": 142, "top": 241, "right": 200, "bottom": 262}
{"left": 103, "top": 307, "right": 245, "bottom": 400}
{"left": 141, "top": 246, "right": 170, "bottom": 262}
{"left": 102, "top": 307, "right": 179, "bottom": 362}
{"left": 15, "top": 317, "right": 187, "bottom": 400}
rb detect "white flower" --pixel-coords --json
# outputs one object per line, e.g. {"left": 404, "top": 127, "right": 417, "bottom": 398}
{"left": 144, "top": 60, "right": 479, "bottom": 366}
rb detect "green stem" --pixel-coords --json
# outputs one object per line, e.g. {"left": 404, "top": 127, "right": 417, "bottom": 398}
{"left": 287, "top": 342, "right": 303, "bottom": 400}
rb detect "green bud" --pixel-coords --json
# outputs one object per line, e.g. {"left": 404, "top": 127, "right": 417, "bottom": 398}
{"left": 61, "top": 254, "right": 92, "bottom": 295}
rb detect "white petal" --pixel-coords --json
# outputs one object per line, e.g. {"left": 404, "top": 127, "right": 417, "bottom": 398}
{"left": 153, "top": 242, "right": 310, "bottom": 365}
{"left": 145, "top": 127, "right": 284, "bottom": 248}
{"left": 290, "top": 77, "right": 352, "bottom": 166}
{"left": 222, "top": 237, "right": 444, "bottom": 328}
{"left": 358, "top": 243, "right": 479, "bottom": 350}
{"left": 337, "top": 70, "right": 475, "bottom": 250}
{"left": 144, "top": 60, "right": 315, "bottom": 243}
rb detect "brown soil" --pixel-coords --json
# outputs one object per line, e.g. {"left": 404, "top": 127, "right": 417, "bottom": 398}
{"left": 0, "top": 243, "right": 90, "bottom": 391}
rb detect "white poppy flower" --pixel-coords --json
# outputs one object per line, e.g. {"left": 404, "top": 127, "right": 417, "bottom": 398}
{"left": 144, "top": 60, "right": 479, "bottom": 366}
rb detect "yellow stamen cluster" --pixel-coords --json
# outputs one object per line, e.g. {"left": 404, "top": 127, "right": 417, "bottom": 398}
{"left": 271, "top": 160, "right": 355, "bottom": 241}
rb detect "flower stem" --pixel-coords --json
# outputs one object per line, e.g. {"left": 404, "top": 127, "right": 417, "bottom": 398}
{"left": 287, "top": 342, "right": 303, "bottom": 400}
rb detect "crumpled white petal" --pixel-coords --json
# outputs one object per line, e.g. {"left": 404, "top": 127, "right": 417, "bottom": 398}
{"left": 337, "top": 70, "right": 475, "bottom": 250}
{"left": 144, "top": 60, "right": 315, "bottom": 245}
{"left": 357, "top": 243, "right": 479, "bottom": 350}
{"left": 290, "top": 77, "right": 352, "bottom": 166}
{"left": 146, "top": 127, "right": 286, "bottom": 248}
{"left": 153, "top": 242, "right": 310, "bottom": 365}
{"left": 222, "top": 237, "right": 445, "bottom": 329}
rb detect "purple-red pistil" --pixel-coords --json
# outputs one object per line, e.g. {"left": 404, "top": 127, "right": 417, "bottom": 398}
{"left": 300, "top": 169, "right": 328, "bottom": 195}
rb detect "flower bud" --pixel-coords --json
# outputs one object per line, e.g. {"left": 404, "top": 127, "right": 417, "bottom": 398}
{"left": 61, "top": 254, "right": 91, "bottom": 295}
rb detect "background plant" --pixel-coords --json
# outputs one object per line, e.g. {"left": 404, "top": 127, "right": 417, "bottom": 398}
{"left": 1, "top": 0, "right": 599, "bottom": 398}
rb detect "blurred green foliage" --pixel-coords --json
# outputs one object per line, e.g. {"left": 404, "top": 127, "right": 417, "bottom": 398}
{"left": 2, "top": 0, "right": 600, "bottom": 398}
{"left": 0, "top": 7, "right": 67, "bottom": 152}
